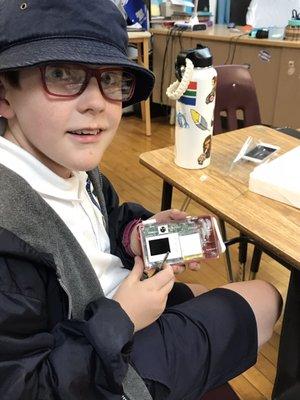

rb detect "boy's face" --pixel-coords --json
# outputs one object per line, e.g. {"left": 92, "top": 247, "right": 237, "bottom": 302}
{"left": 0, "top": 67, "right": 122, "bottom": 178}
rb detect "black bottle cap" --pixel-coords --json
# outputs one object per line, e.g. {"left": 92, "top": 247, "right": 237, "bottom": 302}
{"left": 175, "top": 44, "right": 213, "bottom": 80}
{"left": 186, "top": 45, "right": 213, "bottom": 67}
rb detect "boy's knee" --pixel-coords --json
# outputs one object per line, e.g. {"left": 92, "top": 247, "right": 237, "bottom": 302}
{"left": 186, "top": 283, "right": 208, "bottom": 297}
{"left": 250, "top": 280, "right": 282, "bottom": 346}
{"left": 259, "top": 279, "right": 282, "bottom": 307}
{"left": 223, "top": 279, "right": 282, "bottom": 314}
{"left": 222, "top": 279, "right": 283, "bottom": 346}
{"left": 253, "top": 279, "right": 282, "bottom": 319}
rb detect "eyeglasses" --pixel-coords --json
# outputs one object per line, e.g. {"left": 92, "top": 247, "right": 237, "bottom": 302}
{"left": 39, "top": 64, "right": 136, "bottom": 102}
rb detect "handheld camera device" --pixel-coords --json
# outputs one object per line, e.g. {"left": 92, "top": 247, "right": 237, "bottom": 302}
{"left": 242, "top": 142, "right": 279, "bottom": 163}
{"left": 139, "top": 216, "right": 225, "bottom": 269}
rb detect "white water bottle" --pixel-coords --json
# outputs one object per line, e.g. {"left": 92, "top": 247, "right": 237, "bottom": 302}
{"left": 170, "top": 46, "right": 217, "bottom": 169}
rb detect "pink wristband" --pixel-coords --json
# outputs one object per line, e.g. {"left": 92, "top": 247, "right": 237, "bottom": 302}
{"left": 122, "top": 218, "right": 142, "bottom": 257}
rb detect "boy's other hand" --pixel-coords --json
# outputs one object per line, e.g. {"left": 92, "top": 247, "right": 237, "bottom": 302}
{"left": 152, "top": 208, "right": 187, "bottom": 224}
{"left": 113, "top": 256, "right": 175, "bottom": 332}
{"left": 171, "top": 260, "right": 201, "bottom": 274}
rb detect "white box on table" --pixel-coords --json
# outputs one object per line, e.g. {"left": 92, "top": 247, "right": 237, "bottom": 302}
{"left": 249, "top": 146, "right": 300, "bottom": 209}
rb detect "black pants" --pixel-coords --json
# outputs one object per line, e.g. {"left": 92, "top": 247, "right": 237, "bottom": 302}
{"left": 131, "top": 283, "right": 258, "bottom": 400}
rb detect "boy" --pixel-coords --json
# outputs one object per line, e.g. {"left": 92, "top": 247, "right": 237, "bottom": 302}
{"left": 0, "top": 1, "right": 282, "bottom": 399}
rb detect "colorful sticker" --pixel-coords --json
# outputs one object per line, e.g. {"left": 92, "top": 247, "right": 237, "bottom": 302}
{"left": 178, "top": 81, "right": 197, "bottom": 106}
{"left": 197, "top": 135, "right": 212, "bottom": 165}
{"left": 190, "top": 109, "right": 208, "bottom": 131}
{"left": 176, "top": 112, "right": 189, "bottom": 128}
{"left": 288, "top": 60, "right": 295, "bottom": 76}
{"left": 205, "top": 76, "right": 217, "bottom": 104}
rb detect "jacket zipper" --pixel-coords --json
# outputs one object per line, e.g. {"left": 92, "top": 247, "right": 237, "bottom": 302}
{"left": 86, "top": 178, "right": 107, "bottom": 230}
{"left": 86, "top": 179, "right": 102, "bottom": 212}
{"left": 57, "top": 274, "right": 73, "bottom": 319}
{"left": 56, "top": 174, "right": 107, "bottom": 320}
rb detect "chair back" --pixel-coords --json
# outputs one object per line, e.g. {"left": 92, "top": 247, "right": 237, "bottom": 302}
{"left": 213, "top": 64, "right": 261, "bottom": 134}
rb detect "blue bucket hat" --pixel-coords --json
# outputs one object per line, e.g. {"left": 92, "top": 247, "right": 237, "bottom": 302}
{"left": 0, "top": 0, "right": 154, "bottom": 106}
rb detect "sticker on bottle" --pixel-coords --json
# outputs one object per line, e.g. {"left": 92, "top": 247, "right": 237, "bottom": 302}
{"left": 287, "top": 61, "right": 295, "bottom": 76}
{"left": 190, "top": 110, "right": 208, "bottom": 131}
{"left": 176, "top": 112, "right": 189, "bottom": 128}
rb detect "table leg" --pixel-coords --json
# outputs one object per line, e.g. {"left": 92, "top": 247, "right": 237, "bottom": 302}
{"left": 249, "top": 246, "right": 263, "bottom": 280}
{"left": 137, "top": 39, "right": 151, "bottom": 136}
{"left": 272, "top": 268, "right": 300, "bottom": 399}
{"left": 143, "top": 37, "right": 151, "bottom": 136}
{"left": 238, "top": 233, "right": 248, "bottom": 281}
{"left": 144, "top": 98, "right": 151, "bottom": 136}
{"left": 161, "top": 181, "right": 173, "bottom": 210}
{"left": 219, "top": 219, "right": 234, "bottom": 283}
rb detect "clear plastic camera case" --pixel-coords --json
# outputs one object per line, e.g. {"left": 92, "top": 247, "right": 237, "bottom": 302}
{"left": 139, "top": 216, "right": 225, "bottom": 269}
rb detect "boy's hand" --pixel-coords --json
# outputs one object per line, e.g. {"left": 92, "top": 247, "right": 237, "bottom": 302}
{"left": 113, "top": 256, "right": 175, "bottom": 332}
{"left": 130, "top": 209, "right": 201, "bottom": 273}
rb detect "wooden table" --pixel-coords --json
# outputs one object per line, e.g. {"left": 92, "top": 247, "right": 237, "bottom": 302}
{"left": 128, "top": 31, "right": 152, "bottom": 136}
{"left": 139, "top": 125, "right": 300, "bottom": 399}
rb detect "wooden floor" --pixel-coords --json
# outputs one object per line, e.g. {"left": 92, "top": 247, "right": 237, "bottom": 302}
{"left": 101, "top": 115, "right": 290, "bottom": 400}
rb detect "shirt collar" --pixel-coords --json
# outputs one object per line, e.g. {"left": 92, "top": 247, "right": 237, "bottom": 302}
{"left": 0, "top": 136, "right": 88, "bottom": 201}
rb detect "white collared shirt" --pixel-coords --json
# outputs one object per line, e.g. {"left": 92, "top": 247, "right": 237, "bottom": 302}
{"left": 0, "top": 136, "right": 129, "bottom": 298}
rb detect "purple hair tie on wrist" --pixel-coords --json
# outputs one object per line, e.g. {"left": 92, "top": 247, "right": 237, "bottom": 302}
{"left": 122, "top": 218, "right": 142, "bottom": 257}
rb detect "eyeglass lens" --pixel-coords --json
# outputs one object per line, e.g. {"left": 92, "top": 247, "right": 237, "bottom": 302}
{"left": 43, "top": 65, "right": 134, "bottom": 101}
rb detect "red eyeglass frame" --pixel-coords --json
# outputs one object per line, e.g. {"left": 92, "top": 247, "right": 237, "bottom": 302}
{"left": 38, "top": 65, "right": 136, "bottom": 102}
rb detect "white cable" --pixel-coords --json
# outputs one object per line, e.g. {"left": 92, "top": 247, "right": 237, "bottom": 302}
{"left": 166, "top": 58, "right": 194, "bottom": 100}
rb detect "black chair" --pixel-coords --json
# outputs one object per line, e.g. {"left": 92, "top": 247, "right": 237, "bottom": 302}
{"left": 213, "top": 64, "right": 261, "bottom": 135}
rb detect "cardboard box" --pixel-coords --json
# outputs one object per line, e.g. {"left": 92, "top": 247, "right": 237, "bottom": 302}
{"left": 249, "top": 146, "right": 300, "bottom": 209}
